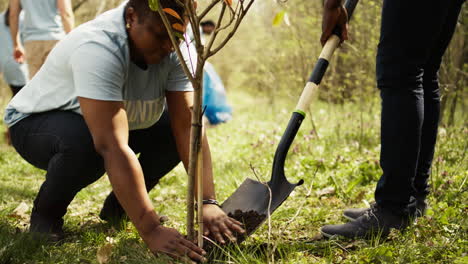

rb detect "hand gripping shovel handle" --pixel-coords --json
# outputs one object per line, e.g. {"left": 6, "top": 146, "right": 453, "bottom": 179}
{"left": 295, "top": 0, "right": 359, "bottom": 114}
{"left": 270, "top": 0, "right": 359, "bottom": 187}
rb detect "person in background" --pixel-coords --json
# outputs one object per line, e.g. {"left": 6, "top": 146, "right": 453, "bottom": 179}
{"left": 319, "top": 0, "right": 465, "bottom": 239}
{"left": 9, "top": 0, "right": 74, "bottom": 78}
{"left": 0, "top": 6, "right": 29, "bottom": 144}
{"left": 200, "top": 20, "right": 215, "bottom": 39}
{"left": 186, "top": 20, "right": 233, "bottom": 125}
{"left": 4, "top": 0, "right": 243, "bottom": 261}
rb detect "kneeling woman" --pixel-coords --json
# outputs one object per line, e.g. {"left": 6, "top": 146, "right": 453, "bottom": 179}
{"left": 4, "top": 0, "right": 243, "bottom": 261}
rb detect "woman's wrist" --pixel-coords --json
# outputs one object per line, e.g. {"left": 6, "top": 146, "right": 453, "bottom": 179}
{"left": 136, "top": 209, "right": 161, "bottom": 237}
{"left": 202, "top": 199, "right": 220, "bottom": 207}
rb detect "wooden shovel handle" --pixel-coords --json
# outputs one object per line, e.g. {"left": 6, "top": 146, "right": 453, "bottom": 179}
{"left": 295, "top": 0, "right": 359, "bottom": 114}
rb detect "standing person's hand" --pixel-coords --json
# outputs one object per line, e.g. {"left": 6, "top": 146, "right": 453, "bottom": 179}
{"left": 13, "top": 44, "right": 25, "bottom": 63}
{"left": 321, "top": 0, "right": 348, "bottom": 46}
{"left": 203, "top": 204, "right": 245, "bottom": 244}
{"left": 142, "top": 225, "right": 207, "bottom": 263}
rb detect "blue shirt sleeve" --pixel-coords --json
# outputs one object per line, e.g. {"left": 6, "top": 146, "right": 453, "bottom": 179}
{"left": 70, "top": 42, "right": 125, "bottom": 101}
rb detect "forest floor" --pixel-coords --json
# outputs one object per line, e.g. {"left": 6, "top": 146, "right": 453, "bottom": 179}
{"left": 0, "top": 90, "right": 466, "bottom": 264}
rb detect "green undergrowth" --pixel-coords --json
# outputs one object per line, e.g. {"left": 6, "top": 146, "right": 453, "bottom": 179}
{"left": 0, "top": 90, "right": 466, "bottom": 263}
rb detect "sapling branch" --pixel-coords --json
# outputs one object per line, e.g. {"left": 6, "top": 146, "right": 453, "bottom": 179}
{"left": 149, "top": 0, "right": 256, "bottom": 244}
{"left": 209, "top": 0, "right": 255, "bottom": 56}
{"left": 198, "top": 0, "right": 222, "bottom": 21}
{"left": 203, "top": 3, "right": 226, "bottom": 57}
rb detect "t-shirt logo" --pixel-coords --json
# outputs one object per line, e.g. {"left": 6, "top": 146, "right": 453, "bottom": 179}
{"left": 124, "top": 97, "right": 165, "bottom": 130}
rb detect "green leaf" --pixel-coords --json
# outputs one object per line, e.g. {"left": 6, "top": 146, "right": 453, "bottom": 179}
{"left": 149, "top": 0, "right": 159, "bottom": 11}
{"left": 272, "top": 10, "right": 286, "bottom": 27}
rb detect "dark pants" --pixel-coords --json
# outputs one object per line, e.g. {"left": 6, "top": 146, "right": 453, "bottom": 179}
{"left": 9, "top": 84, "right": 23, "bottom": 96}
{"left": 375, "top": 0, "right": 464, "bottom": 212}
{"left": 10, "top": 110, "right": 180, "bottom": 226}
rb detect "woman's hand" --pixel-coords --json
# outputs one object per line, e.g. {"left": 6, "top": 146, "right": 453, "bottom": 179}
{"left": 321, "top": 0, "right": 348, "bottom": 46}
{"left": 143, "top": 225, "right": 207, "bottom": 263}
{"left": 203, "top": 204, "right": 245, "bottom": 244}
{"left": 13, "top": 44, "right": 25, "bottom": 63}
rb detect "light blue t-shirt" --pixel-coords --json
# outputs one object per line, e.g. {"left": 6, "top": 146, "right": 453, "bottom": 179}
{"left": 4, "top": 2, "right": 196, "bottom": 130}
{"left": 0, "top": 12, "right": 29, "bottom": 86}
{"left": 20, "top": 0, "right": 65, "bottom": 41}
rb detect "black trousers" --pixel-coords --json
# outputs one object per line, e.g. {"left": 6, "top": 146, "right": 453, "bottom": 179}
{"left": 9, "top": 84, "right": 23, "bottom": 96}
{"left": 10, "top": 110, "right": 180, "bottom": 224}
{"left": 375, "top": 0, "right": 464, "bottom": 211}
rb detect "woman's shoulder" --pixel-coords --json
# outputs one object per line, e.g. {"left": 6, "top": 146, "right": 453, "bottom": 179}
{"left": 64, "top": 9, "right": 129, "bottom": 62}
{"left": 74, "top": 5, "right": 128, "bottom": 47}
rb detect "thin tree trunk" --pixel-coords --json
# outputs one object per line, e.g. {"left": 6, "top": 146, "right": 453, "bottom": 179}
{"left": 196, "top": 125, "right": 204, "bottom": 247}
{"left": 186, "top": 63, "right": 204, "bottom": 241}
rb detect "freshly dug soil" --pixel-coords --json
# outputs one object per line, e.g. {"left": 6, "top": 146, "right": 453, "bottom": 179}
{"left": 204, "top": 209, "right": 267, "bottom": 252}
{"left": 228, "top": 209, "right": 267, "bottom": 238}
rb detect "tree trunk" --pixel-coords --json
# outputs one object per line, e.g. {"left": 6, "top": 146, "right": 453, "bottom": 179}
{"left": 186, "top": 62, "right": 205, "bottom": 241}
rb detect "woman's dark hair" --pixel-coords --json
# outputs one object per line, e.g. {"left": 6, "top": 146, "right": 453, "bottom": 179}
{"left": 127, "top": 0, "right": 185, "bottom": 24}
{"left": 4, "top": 7, "right": 10, "bottom": 27}
{"left": 201, "top": 20, "right": 215, "bottom": 28}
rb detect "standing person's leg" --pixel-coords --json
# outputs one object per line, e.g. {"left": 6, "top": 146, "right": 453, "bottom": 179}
{"left": 9, "top": 111, "right": 105, "bottom": 239}
{"left": 375, "top": 0, "right": 454, "bottom": 214}
{"left": 23, "top": 41, "right": 42, "bottom": 78}
{"left": 320, "top": 0, "right": 455, "bottom": 238}
{"left": 413, "top": 0, "right": 464, "bottom": 204}
{"left": 24, "top": 40, "right": 59, "bottom": 78}
{"left": 100, "top": 111, "right": 181, "bottom": 221}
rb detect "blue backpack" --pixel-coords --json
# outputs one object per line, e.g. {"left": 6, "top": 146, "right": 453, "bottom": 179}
{"left": 203, "top": 62, "right": 232, "bottom": 125}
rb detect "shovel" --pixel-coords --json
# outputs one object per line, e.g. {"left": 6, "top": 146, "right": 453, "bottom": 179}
{"left": 221, "top": 0, "right": 360, "bottom": 241}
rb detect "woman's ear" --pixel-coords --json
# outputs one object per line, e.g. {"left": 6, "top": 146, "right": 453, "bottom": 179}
{"left": 125, "top": 6, "right": 137, "bottom": 28}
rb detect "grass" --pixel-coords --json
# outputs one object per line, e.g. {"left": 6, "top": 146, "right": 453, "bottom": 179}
{"left": 0, "top": 88, "right": 466, "bottom": 264}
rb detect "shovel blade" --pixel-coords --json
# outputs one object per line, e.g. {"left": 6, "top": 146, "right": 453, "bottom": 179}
{"left": 222, "top": 178, "right": 270, "bottom": 216}
{"left": 221, "top": 175, "right": 303, "bottom": 239}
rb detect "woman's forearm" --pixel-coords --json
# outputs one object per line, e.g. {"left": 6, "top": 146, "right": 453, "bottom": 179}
{"left": 201, "top": 133, "right": 216, "bottom": 200}
{"left": 61, "top": 12, "right": 75, "bottom": 33}
{"left": 9, "top": 0, "right": 21, "bottom": 46}
{"left": 99, "top": 144, "right": 160, "bottom": 236}
{"left": 174, "top": 125, "right": 216, "bottom": 200}
{"left": 58, "top": 0, "right": 75, "bottom": 33}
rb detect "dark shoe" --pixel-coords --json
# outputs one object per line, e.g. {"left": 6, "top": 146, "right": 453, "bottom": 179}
{"left": 342, "top": 202, "right": 378, "bottom": 221}
{"left": 30, "top": 212, "right": 65, "bottom": 242}
{"left": 343, "top": 197, "right": 427, "bottom": 221}
{"left": 414, "top": 198, "right": 427, "bottom": 217}
{"left": 99, "top": 192, "right": 127, "bottom": 224}
{"left": 320, "top": 206, "right": 410, "bottom": 239}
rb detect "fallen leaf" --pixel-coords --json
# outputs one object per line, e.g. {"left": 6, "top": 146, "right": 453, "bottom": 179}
{"left": 344, "top": 241, "right": 359, "bottom": 249}
{"left": 316, "top": 187, "right": 335, "bottom": 197}
{"left": 8, "top": 202, "right": 29, "bottom": 220}
{"left": 97, "top": 243, "right": 113, "bottom": 264}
